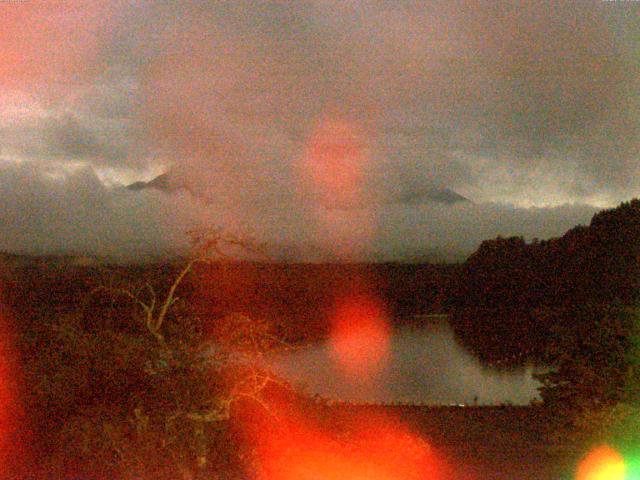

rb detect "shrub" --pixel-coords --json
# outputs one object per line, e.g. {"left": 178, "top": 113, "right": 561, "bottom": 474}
{"left": 536, "top": 303, "right": 640, "bottom": 443}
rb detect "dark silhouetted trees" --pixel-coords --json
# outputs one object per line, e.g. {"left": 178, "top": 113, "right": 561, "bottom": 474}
{"left": 450, "top": 199, "right": 640, "bottom": 366}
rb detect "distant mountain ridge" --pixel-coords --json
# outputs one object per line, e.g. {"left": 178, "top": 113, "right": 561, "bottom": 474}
{"left": 0, "top": 252, "right": 101, "bottom": 269}
{"left": 126, "top": 172, "right": 471, "bottom": 206}
{"left": 127, "top": 173, "right": 187, "bottom": 194}
{"left": 394, "top": 186, "right": 470, "bottom": 205}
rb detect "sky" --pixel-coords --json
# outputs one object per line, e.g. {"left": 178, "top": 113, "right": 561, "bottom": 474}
{"left": 0, "top": 0, "right": 638, "bottom": 262}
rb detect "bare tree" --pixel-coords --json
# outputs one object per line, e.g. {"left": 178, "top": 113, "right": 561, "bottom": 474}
{"left": 83, "top": 228, "right": 290, "bottom": 477}
{"left": 90, "top": 227, "right": 259, "bottom": 343}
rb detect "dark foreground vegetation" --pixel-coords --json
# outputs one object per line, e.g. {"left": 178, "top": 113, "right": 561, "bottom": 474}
{"left": 1, "top": 260, "right": 457, "bottom": 340}
{"left": 0, "top": 242, "right": 464, "bottom": 478}
{"left": 1, "top": 199, "right": 640, "bottom": 478}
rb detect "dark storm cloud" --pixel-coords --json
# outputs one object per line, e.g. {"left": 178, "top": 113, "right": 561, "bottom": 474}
{"left": 0, "top": 0, "right": 636, "bottom": 259}
{"left": 93, "top": 0, "right": 638, "bottom": 205}
{"left": 0, "top": 73, "right": 151, "bottom": 168}
{"left": 0, "top": 109, "right": 141, "bottom": 166}
{"left": 43, "top": 112, "right": 126, "bottom": 162}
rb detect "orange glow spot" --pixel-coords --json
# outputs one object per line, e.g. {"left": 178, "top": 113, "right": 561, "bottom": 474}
{"left": 329, "top": 294, "right": 390, "bottom": 379}
{"left": 300, "top": 118, "right": 370, "bottom": 208}
{"left": 248, "top": 405, "right": 451, "bottom": 480}
{"left": 577, "top": 445, "right": 626, "bottom": 480}
{"left": 294, "top": 116, "right": 379, "bottom": 260}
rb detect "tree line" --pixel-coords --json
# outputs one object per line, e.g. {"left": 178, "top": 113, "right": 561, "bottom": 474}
{"left": 449, "top": 198, "right": 640, "bottom": 366}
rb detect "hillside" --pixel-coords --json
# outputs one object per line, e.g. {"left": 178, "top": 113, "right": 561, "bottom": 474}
{"left": 450, "top": 198, "right": 640, "bottom": 365}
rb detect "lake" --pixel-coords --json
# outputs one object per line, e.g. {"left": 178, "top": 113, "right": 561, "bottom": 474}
{"left": 270, "top": 316, "right": 545, "bottom": 405}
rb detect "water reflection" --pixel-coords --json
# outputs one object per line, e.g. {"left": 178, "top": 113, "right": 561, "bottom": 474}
{"left": 271, "top": 317, "right": 545, "bottom": 405}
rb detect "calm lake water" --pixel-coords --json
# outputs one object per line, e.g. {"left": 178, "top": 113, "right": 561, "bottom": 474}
{"left": 270, "top": 317, "right": 545, "bottom": 406}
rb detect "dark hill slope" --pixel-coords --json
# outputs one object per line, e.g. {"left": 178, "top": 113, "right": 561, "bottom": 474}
{"left": 450, "top": 198, "right": 640, "bottom": 365}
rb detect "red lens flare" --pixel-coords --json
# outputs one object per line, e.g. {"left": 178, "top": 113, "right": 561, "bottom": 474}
{"left": 295, "top": 117, "right": 377, "bottom": 259}
{"left": 576, "top": 445, "right": 626, "bottom": 480}
{"left": 300, "top": 118, "right": 370, "bottom": 208}
{"left": 0, "top": 287, "right": 24, "bottom": 474}
{"left": 245, "top": 403, "right": 453, "bottom": 480}
{"left": 328, "top": 293, "right": 391, "bottom": 380}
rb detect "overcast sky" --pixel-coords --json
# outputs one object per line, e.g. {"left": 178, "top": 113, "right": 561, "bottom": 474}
{"left": 0, "top": 0, "right": 638, "bottom": 261}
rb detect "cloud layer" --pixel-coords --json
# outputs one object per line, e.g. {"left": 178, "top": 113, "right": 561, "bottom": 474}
{"left": 0, "top": 1, "right": 636, "bottom": 260}
{"left": 0, "top": 161, "right": 597, "bottom": 262}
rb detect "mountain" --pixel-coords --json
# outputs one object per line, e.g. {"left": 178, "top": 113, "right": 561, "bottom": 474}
{"left": 0, "top": 251, "right": 101, "bottom": 269}
{"left": 394, "top": 186, "right": 470, "bottom": 205}
{"left": 126, "top": 173, "right": 190, "bottom": 194}
{"left": 127, "top": 172, "right": 471, "bottom": 206}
